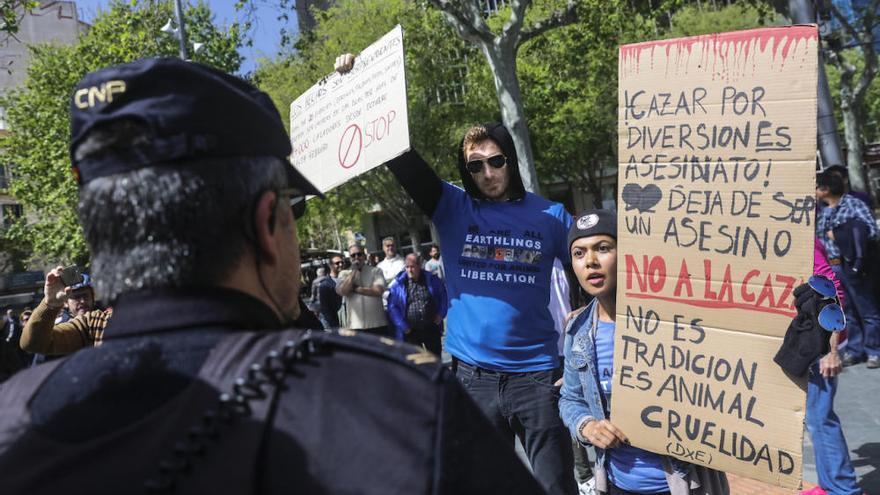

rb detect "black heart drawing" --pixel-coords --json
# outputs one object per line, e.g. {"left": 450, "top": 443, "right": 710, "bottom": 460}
{"left": 621, "top": 183, "right": 662, "bottom": 213}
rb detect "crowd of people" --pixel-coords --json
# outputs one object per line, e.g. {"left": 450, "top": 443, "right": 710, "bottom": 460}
{"left": 0, "top": 52, "right": 873, "bottom": 495}
{"left": 304, "top": 239, "right": 447, "bottom": 354}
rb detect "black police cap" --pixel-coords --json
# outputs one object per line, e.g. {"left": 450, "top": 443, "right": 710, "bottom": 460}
{"left": 69, "top": 57, "right": 321, "bottom": 197}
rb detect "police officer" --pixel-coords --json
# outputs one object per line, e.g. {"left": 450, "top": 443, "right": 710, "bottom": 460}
{"left": 0, "top": 58, "right": 543, "bottom": 495}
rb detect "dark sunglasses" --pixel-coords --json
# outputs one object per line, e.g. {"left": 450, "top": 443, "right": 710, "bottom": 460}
{"left": 465, "top": 154, "right": 506, "bottom": 174}
{"left": 351, "top": 252, "right": 366, "bottom": 258}
{"left": 331, "top": 261, "right": 343, "bottom": 265}
{"left": 807, "top": 275, "right": 847, "bottom": 332}
{"left": 278, "top": 188, "right": 307, "bottom": 219}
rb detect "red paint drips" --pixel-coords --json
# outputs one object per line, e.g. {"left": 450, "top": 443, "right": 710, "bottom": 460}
{"left": 619, "top": 25, "right": 817, "bottom": 77}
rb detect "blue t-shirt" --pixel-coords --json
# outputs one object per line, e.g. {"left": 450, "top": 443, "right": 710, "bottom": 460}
{"left": 596, "top": 320, "right": 668, "bottom": 494}
{"left": 433, "top": 181, "right": 571, "bottom": 372}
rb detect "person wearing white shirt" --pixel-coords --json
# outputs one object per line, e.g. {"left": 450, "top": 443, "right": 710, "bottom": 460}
{"left": 377, "top": 237, "right": 406, "bottom": 285}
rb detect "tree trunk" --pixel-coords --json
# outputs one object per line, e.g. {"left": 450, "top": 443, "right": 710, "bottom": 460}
{"left": 427, "top": 0, "right": 577, "bottom": 196}
{"left": 836, "top": 58, "right": 872, "bottom": 200}
{"left": 817, "top": 48, "right": 846, "bottom": 172}
{"left": 329, "top": 214, "right": 344, "bottom": 252}
{"left": 482, "top": 43, "right": 540, "bottom": 194}
{"left": 841, "top": 98, "right": 870, "bottom": 194}
{"left": 428, "top": 220, "right": 440, "bottom": 248}
{"left": 408, "top": 227, "right": 421, "bottom": 255}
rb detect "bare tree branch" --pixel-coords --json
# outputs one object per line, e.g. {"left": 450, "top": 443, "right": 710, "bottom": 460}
{"left": 865, "top": 0, "right": 880, "bottom": 27}
{"left": 830, "top": 0, "right": 878, "bottom": 105}
{"left": 518, "top": 0, "right": 577, "bottom": 46}
{"left": 854, "top": 47, "right": 877, "bottom": 105}
{"left": 428, "top": 0, "right": 494, "bottom": 45}
{"left": 829, "top": 4, "right": 859, "bottom": 42}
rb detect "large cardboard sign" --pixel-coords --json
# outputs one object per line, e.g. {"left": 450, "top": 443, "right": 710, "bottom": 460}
{"left": 613, "top": 26, "right": 818, "bottom": 488}
{"left": 290, "top": 25, "right": 409, "bottom": 193}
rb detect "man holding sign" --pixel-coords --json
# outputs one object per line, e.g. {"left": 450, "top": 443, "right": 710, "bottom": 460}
{"left": 336, "top": 46, "right": 577, "bottom": 495}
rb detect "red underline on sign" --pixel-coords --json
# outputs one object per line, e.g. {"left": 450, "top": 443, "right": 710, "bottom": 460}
{"left": 624, "top": 292, "right": 797, "bottom": 318}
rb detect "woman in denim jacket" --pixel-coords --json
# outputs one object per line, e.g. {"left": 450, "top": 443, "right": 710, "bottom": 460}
{"left": 558, "top": 209, "right": 728, "bottom": 495}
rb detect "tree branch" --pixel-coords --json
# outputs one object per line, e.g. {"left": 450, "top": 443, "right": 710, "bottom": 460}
{"left": 854, "top": 44, "right": 877, "bottom": 105}
{"left": 865, "top": 0, "right": 880, "bottom": 28}
{"left": 518, "top": 0, "right": 577, "bottom": 47}
{"left": 428, "top": 0, "right": 494, "bottom": 45}
{"left": 829, "top": 4, "right": 859, "bottom": 41}
{"left": 503, "top": 0, "right": 530, "bottom": 45}
{"left": 832, "top": 0, "right": 878, "bottom": 105}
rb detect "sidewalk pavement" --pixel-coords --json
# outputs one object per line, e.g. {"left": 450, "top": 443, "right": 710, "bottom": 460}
{"left": 727, "top": 474, "right": 815, "bottom": 494}
{"left": 728, "top": 359, "right": 879, "bottom": 494}
{"left": 802, "top": 360, "right": 880, "bottom": 494}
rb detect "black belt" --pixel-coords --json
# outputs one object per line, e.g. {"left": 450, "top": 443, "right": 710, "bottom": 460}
{"left": 451, "top": 358, "right": 499, "bottom": 375}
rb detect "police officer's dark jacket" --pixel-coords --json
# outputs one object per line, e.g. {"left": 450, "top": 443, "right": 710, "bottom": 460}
{"left": 0, "top": 288, "right": 545, "bottom": 494}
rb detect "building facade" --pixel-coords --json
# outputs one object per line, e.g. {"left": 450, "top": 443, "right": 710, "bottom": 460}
{"left": 0, "top": 1, "right": 86, "bottom": 309}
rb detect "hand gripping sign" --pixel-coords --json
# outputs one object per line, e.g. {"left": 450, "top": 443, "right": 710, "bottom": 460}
{"left": 290, "top": 25, "right": 410, "bottom": 194}
{"left": 613, "top": 26, "right": 818, "bottom": 489}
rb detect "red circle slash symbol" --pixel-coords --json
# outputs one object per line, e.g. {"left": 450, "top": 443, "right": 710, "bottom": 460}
{"left": 338, "top": 124, "right": 362, "bottom": 169}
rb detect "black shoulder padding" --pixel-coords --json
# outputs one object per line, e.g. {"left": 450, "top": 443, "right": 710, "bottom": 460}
{"left": 275, "top": 328, "right": 446, "bottom": 382}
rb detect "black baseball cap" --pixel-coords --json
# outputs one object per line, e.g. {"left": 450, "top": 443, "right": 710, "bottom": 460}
{"left": 568, "top": 209, "right": 617, "bottom": 251}
{"left": 69, "top": 57, "right": 322, "bottom": 198}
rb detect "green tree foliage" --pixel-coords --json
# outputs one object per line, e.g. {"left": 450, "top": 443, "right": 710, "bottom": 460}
{"left": 867, "top": 72, "right": 880, "bottom": 143}
{"left": 1, "top": 0, "right": 242, "bottom": 265}
{"left": 254, "top": 0, "right": 495, "bottom": 250}
{"left": 0, "top": 1, "right": 38, "bottom": 38}
{"left": 521, "top": 2, "right": 774, "bottom": 207}
{"left": 665, "top": 1, "right": 778, "bottom": 38}
{"left": 521, "top": 1, "right": 653, "bottom": 206}
{"left": 827, "top": 51, "right": 880, "bottom": 144}
{"left": 824, "top": 0, "right": 879, "bottom": 196}
{"left": 255, "top": 0, "right": 784, "bottom": 248}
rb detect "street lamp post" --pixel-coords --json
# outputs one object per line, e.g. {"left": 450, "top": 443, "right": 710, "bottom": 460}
{"left": 172, "top": 0, "right": 188, "bottom": 60}
{"left": 788, "top": 0, "right": 846, "bottom": 173}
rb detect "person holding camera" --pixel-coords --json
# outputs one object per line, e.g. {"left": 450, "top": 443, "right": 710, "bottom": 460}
{"left": 336, "top": 243, "right": 390, "bottom": 337}
{"left": 20, "top": 266, "right": 111, "bottom": 356}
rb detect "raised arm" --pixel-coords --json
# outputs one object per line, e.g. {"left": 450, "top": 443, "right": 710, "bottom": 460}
{"left": 385, "top": 149, "right": 444, "bottom": 217}
{"left": 21, "top": 266, "right": 87, "bottom": 354}
{"left": 20, "top": 300, "right": 89, "bottom": 355}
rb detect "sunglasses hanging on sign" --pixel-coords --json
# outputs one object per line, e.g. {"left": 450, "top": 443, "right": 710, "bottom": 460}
{"left": 807, "top": 275, "right": 847, "bottom": 332}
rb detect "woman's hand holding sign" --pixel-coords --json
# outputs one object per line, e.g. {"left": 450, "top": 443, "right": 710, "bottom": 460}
{"left": 580, "top": 419, "right": 629, "bottom": 449}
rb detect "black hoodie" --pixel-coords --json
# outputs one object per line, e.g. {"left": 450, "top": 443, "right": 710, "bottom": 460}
{"left": 386, "top": 123, "right": 526, "bottom": 216}
{"left": 455, "top": 123, "right": 526, "bottom": 202}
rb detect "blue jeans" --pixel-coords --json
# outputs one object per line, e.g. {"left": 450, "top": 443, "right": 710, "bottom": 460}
{"left": 454, "top": 361, "right": 577, "bottom": 495}
{"left": 806, "top": 362, "right": 861, "bottom": 495}
{"left": 317, "top": 313, "right": 339, "bottom": 332}
{"left": 832, "top": 264, "right": 880, "bottom": 359}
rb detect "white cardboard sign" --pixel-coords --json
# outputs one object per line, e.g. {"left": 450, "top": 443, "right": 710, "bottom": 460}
{"left": 290, "top": 25, "right": 410, "bottom": 193}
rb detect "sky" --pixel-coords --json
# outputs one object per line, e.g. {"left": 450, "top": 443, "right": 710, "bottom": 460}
{"left": 72, "top": 0, "right": 300, "bottom": 74}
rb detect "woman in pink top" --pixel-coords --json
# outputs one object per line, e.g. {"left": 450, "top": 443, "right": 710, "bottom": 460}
{"left": 801, "top": 239, "right": 864, "bottom": 495}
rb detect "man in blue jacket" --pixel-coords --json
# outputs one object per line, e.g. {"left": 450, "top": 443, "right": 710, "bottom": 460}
{"left": 387, "top": 253, "right": 447, "bottom": 354}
